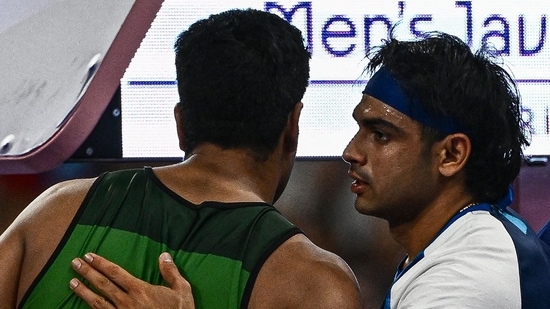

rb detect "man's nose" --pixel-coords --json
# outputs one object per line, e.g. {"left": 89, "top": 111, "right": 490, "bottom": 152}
{"left": 342, "top": 137, "right": 358, "bottom": 164}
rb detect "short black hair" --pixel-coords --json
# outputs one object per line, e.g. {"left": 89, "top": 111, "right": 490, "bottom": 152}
{"left": 365, "top": 32, "right": 529, "bottom": 203}
{"left": 174, "top": 9, "right": 310, "bottom": 160}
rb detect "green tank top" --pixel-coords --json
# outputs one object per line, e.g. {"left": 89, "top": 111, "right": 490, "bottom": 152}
{"left": 19, "top": 167, "right": 301, "bottom": 309}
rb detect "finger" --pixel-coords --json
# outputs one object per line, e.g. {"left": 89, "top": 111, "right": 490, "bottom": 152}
{"left": 69, "top": 278, "right": 115, "bottom": 309}
{"left": 81, "top": 252, "right": 136, "bottom": 292}
{"left": 71, "top": 255, "right": 126, "bottom": 302}
{"left": 158, "top": 252, "right": 192, "bottom": 292}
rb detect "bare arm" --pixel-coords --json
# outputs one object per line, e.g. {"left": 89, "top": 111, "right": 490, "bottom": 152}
{"left": 0, "top": 220, "right": 24, "bottom": 308}
{"left": 70, "top": 252, "right": 194, "bottom": 309}
{"left": 0, "top": 178, "right": 94, "bottom": 308}
{"left": 249, "top": 233, "right": 363, "bottom": 309}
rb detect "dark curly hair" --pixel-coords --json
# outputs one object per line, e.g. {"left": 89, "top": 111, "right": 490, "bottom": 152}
{"left": 365, "top": 32, "right": 530, "bottom": 203}
{"left": 174, "top": 9, "right": 310, "bottom": 160}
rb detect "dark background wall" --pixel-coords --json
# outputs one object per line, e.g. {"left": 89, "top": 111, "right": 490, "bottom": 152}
{"left": 1, "top": 159, "right": 549, "bottom": 308}
{"left": 514, "top": 161, "right": 550, "bottom": 232}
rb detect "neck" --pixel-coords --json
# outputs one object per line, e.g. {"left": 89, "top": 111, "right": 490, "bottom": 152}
{"left": 156, "top": 143, "right": 290, "bottom": 205}
{"left": 389, "top": 186, "right": 476, "bottom": 264}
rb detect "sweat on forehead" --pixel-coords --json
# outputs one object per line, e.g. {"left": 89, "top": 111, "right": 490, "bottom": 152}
{"left": 362, "top": 67, "right": 460, "bottom": 135}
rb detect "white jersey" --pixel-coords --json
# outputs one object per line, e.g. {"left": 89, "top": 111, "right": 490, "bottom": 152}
{"left": 383, "top": 192, "right": 550, "bottom": 309}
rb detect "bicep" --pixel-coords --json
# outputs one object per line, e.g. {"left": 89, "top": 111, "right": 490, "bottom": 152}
{"left": 0, "top": 226, "right": 25, "bottom": 308}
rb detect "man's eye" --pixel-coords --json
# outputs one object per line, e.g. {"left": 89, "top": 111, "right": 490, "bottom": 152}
{"left": 374, "top": 131, "right": 388, "bottom": 141}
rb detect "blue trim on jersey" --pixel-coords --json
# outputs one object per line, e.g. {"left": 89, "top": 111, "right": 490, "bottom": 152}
{"left": 492, "top": 187, "right": 528, "bottom": 233}
{"left": 501, "top": 211, "right": 528, "bottom": 234}
{"left": 489, "top": 203, "right": 550, "bottom": 308}
{"left": 493, "top": 186, "right": 514, "bottom": 210}
{"left": 538, "top": 221, "right": 550, "bottom": 247}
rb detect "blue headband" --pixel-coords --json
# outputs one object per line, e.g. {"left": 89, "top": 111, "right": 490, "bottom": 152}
{"left": 362, "top": 67, "right": 461, "bottom": 134}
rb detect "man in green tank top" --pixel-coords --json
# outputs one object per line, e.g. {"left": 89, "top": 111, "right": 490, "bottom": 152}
{"left": 0, "top": 8, "right": 362, "bottom": 309}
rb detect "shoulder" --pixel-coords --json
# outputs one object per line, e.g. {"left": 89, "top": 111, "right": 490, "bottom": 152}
{"left": 394, "top": 254, "right": 521, "bottom": 308}
{"left": 427, "top": 210, "right": 517, "bottom": 255}
{"left": 427, "top": 210, "right": 520, "bottom": 279}
{"left": 0, "top": 177, "right": 97, "bottom": 305}
{"left": 16, "top": 177, "right": 96, "bottom": 257}
{"left": 394, "top": 212, "right": 522, "bottom": 308}
{"left": 18, "top": 177, "right": 97, "bottom": 229}
{"left": 248, "top": 233, "right": 362, "bottom": 309}
{"left": 2, "top": 177, "right": 97, "bottom": 240}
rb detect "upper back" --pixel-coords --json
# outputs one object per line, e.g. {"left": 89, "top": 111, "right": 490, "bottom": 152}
{"left": 18, "top": 167, "right": 304, "bottom": 309}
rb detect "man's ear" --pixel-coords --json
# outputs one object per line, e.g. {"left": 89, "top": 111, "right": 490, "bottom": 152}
{"left": 174, "top": 103, "right": 186, "bottom": 151}
{"left": 436, "top": 133, "right": 471, "bottom": 177}
{"left": 283, "top": 102, "right": 303, "bottom": 153}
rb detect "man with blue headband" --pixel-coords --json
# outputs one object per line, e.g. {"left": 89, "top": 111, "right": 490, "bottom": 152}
{"left": 343, "top": 32, "right": 550, "bottom": 308}
{"left": 66, "top": 32, "right": 550, "bottom": 308}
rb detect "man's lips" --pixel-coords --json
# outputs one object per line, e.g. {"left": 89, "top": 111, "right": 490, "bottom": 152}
{"left": 348, "top": 172, "right": 369, "bottom": 194}
{"left": 350, "top": 179, "right": 368, "bottom": 194}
